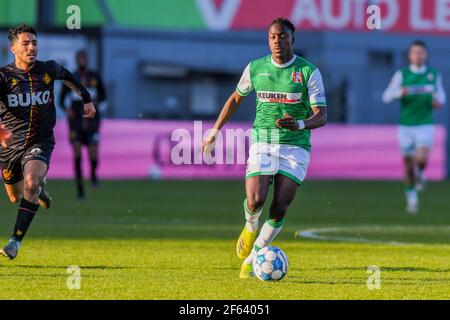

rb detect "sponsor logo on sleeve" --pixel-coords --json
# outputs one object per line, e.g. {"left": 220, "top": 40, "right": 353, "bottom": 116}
{"left": 310, "top": 90, "right": 327, "bottom": 104}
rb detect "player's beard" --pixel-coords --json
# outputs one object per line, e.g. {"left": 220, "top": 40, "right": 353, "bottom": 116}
{"left": 25, "top": 48, "right": 37, "bottom": 59}
{"left": 18, "top": 52, "right": 36, "bottom": 69}
{"left": 26, "top": 54, "right": 37, "bottom": 64}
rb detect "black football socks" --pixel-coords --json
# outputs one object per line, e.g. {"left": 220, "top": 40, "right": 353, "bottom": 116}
{"left": 12, "top": 198, "right": 39, "bottom": 242}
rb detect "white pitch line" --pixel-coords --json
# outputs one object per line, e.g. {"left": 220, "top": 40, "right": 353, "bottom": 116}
{"left": 295, "top": 226, "right": 414, "bottom": 246}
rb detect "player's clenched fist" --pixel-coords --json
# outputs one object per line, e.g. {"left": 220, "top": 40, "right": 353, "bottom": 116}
{"left": 0, "top": 124, "right": 12, "bottom": 148}
{"left": 275, "top": 114, "right": 299, "bottom": 131}
{"left": 83, "top": 102, "right": 96, "bottom": 118}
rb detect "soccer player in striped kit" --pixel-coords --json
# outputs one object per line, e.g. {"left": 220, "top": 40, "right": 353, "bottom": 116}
{"left": 0, "top": 24, "right": 96, "bottom": 259}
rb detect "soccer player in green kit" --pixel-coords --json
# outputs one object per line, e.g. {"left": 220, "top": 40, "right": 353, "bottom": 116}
{"left": 383, "top": 41, "right": 446, "bottom": 214}
{"left": 202, "top": 18, "right": 327, "bottom": 278}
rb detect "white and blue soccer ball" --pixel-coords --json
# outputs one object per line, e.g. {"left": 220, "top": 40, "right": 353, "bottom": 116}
{"left": 252, "top": 246, "right": 289, "bottom": 281}
{"left": 148, "top": 165, "right": 162, "bottom": 180}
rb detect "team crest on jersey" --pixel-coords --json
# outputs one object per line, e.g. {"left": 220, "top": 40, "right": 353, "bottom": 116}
{"left": 43, "top": 73, "right": 51, "bottom": 84}
{"left": 2, "top": 169, "right": 13, "bottom": 180}
{"left": 427, "top": 73, "right": 434, "bottom": 81}
{"left": 292, "top": 71, "right": 303, "bottom": 83}
{"left": 11, "top": 78, "right": 18, "bottom": 86}
{"left": 90, "top": 79, "right": 98, "bottom": 87}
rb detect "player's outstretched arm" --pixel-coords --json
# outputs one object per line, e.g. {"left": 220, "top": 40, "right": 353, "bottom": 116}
{"left": 53, "top": 61, "right": 96, "bottom": 118}
{"left": 382, "top": 71, "right": 404, "bottom": 103}
{"left": 432, "top": 73, "right": 446, "bottom": 109}
{"left": 0, "top": 74, "right": 11, "bottom": 147}
{"left": 201, "top": 91, "right": 245, "bottom": 156}
{"left": 305, "top": 106, "right": 327, "bottom": 129}
{"left": 58, "top": 82, "right": 69, "bottom": 112}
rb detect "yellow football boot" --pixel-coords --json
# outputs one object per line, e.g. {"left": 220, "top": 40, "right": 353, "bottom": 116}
{"left": 236, "top": 225, "right": 257, "bottom": 259}
{"left": 239, "top": 262, "right": 254, "bottom": 279}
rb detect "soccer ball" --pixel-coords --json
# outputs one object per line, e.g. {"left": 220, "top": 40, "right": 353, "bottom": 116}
{"left": 252, "top": 246, "right": 288, "bottom": 281}
{"left": 148, "top": 165, "right": 162, "bottom": 180}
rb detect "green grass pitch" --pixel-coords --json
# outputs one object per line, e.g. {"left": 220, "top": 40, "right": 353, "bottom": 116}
{"left": 0, "top": 180, "right": 449, "bottom": 300}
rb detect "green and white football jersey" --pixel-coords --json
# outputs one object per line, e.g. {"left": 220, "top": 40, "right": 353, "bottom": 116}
{"left": 383, "top": 65, "right": 446, "bottom": 126}
{"left": 236, "top": 54, "right": 326, "bottom": 151}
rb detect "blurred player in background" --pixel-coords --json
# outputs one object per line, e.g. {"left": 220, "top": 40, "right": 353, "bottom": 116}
{"left": 0, "top": 25, "right": 95, "bottom": 259}
{"left": 202, "top": 18, "right": 327, "bottom": 278}
{"left": 59, "top": 50, "right": 106, "bottom": 200}
{"left": 383, "top": 40, "right": 446, "bottom": 214}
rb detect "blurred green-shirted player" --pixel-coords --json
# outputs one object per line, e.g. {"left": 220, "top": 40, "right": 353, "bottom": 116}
{"left": 202, "top": 18, "right": 327, "bottom": 278}
{"left": 383, "top": 41, "right": 446, "bottom": 214}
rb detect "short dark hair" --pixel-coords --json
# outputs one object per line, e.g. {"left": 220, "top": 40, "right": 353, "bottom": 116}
{"left": 269, "top": 17, "right": 295, "bottom": 35}
{"left": 409, "top": 40, "right": 427, "bottom": 51}
{"left": 8, "top": 24, "right": 37, "bottom": 43}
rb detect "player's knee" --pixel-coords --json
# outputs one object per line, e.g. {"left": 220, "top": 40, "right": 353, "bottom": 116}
{"left": 417, "top": 162, "right": 427, "bottom": 171}
{"left": 73, "top": 147, "right": 82, "bottom": 158}
{"left": 247, "top": 195, "right": 265, "bottom": 212}
{"left": 416, "top": 157, "right": 427, "bottom": 167}
{"left": 404, "top": 161, "right": 414, "bottom": 173}
{"left": 405, "top": 166, "right": 415, "bottom": 176}
{"left": 23, "top": 174, "right": 41, "bottom": 195}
